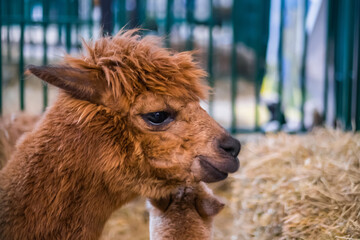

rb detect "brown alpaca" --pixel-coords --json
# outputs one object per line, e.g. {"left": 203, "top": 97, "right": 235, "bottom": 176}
{"left": 0, "top": 30, "right": 240, "bottom": 239}
{"left": 147, "top": 182, "right": 224, "bottom": 240}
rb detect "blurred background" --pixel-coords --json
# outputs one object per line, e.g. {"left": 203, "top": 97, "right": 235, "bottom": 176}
{"left": 1, "top": 1, "right": 360, "bottom": 239}
{"left": 0, "top": 0, "right": 359, "bottom": 133}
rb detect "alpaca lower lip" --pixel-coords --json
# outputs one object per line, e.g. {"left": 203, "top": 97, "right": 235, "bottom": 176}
{"left": 199, "top": 159, "right": 228, "bottom": 183}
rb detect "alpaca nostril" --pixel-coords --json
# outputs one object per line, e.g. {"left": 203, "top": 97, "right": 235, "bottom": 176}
{"left": 218, "top": 136, "right": 241, "bottom": 157}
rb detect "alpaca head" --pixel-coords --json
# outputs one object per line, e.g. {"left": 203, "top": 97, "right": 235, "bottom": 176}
{"left": 27, "top": 30, "right": 240, "bottom": 198}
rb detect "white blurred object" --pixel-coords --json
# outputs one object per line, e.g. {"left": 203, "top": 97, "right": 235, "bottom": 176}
{"left": 306, "top": 0, "right": 323, "bottom": 34}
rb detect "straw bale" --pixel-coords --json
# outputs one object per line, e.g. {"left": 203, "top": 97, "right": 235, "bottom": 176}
{"left": 228, "top": 129, "right": 360, "bottom": 239}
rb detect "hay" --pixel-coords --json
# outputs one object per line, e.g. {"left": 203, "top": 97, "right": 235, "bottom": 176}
{"left": 228, "top": 129, "right": 360, "bottom": 239}
{"left": 100, "top": 198, "right": 149, "bottom": 240}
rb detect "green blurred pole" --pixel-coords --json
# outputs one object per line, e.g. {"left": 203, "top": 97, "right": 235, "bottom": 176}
{"left": 42, "top": 0, "right": 49, "bottom": 111}
{"left": 356, "top": 0, "right": 360, "bottom": 131}
{"left": 208, "top": 0, "right": 214, "bottom": 116}
{"left": 323, "top": 0, "right": 332, "bottom": 124}
{"left": 186, "top": 0, "right": 195, "bottom": 51}
{"left": 19, "top": 0, "right": 25, "bottom": 111}
{"left": 341, "top": 0, "right": 354, "bottom": 131}
{"left": 6, "top": 1, "right": 11, "bottom": 62}
{"left": 88, "top": 0, "right": 94, "bottom": 38}
{"left": 74, "top": 0, "right": 80, "bottom": 44}
{"left": 277, "top": 0, "right": 285, "bottom": 131}
{"left": 165, "top": 0, "right": 173, "bottom": 48}
{"left": 0, "top": 1, "right": 3, "bottom": 115}
{"left": 231, "top": 1, "right": 239, "bottom": 134}
{"left": 118, "top": 0, "right": 126, "bottom": 29}
{"left": 66, "top": 0, "right": 72, "bottom": 53}
{"left": 254, "top": 0, "right": 270, "bottom": 131}
{"left": 334, "top": 0, "right": 341, "bottom": 126}
{"left": 136, "top": 0, "right": 146, "bottom": 28}
{"left": 300, "top": 0, "right": 309, "bottom": 131}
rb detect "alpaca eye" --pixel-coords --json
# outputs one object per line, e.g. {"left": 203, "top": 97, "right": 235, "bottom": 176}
{"left": 143, "top": 111, "right": 171, "bottom": 126}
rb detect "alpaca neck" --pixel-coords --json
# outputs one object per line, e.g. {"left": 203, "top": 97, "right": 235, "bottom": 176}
{"left": 1, "top": 156, "right": 136, "bottom": 239}
{"left": 0, "top": 100, "right": 137, "bottom": 239}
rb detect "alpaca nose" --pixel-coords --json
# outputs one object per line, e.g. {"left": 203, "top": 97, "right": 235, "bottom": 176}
{"left": 218, "top": 136, "right": 241, "bottom": 158}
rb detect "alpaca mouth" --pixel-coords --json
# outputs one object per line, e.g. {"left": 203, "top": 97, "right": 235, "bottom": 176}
{"left": 191, "top": 155, "right": 240, "bottom": 183}
{"left": 198, "top": 158, "right": 229, "bottom": 183}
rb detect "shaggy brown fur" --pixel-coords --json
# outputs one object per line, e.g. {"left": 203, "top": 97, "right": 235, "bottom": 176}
{"left": 147, "top": 182, "right": 224, "bottom": 240}
{"left": 0, "top": 30, "right": 240, "bottom": 239}
{"left": 0, "top": 113, "right": 40, "bottom": 169}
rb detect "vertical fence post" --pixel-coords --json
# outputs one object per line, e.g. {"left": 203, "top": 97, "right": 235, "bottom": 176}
{"left": 357, "top": 64, "right": 360, "bottom": 131}
{"left": 341, "top": 0, "right": 354, "bottom": 131}
{"left": 165, "top": 0, "right": 173, "bottom": 48}
{"left": 230, "top": 1, "right": 239, "bottom": 134}
{"left": 334, "top": 0, "right": 341, "bottom": 127}
{"left": 118, "top": 0, "right": 126, "bottom": 29}
{"left": 136, "top": 0, "right": 146, "bottom": 28}
{"left": 66, "top": 0, "right": 72, "bottom": 53}
{"left": 186, "top": 0, "right": 195, "bottom": 51}
{"left": 254, "top": 0, "right": 270, "bottom": 131}
{"left": 277, "top": 0, "right": 285, "bottom": 131}
{"left": 300, "top": 0, "right": 309, "bottom": 131}
{"left": 208, "top": 0, "right": 214, "bottom": 116}
{"left": 88, "top": 0, "right": 94, "bottom": 38}
{"left": 19, "top": 0, "right": 25, "bottom": 111}
{"left": 42, "top": 0, "right": 49, "bottom": 111}
{"left": 0, "top": 0, "right": 3, "bottom": 115}
{"left": 6, "top": 1, "right": 11, "bottom": 62}
{"left": 356, "top": 0, "right": 360, "bottom": 131}
{"left": 323, "top": 0, "right": 332, "bottom": 125}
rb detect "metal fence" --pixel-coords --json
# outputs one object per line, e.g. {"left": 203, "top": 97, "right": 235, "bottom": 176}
{"left": 0, "top": 0, "right": 359, "bottom": 133}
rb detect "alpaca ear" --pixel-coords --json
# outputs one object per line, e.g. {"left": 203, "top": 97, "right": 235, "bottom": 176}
{"left": 149, "top": 195, "right": 173, "bottom": 213}
{"left": 195, "top": 195, "right": 225, "bottom": 218}
{"left": 27, "top": 65, "right": 102, "bottom": 104}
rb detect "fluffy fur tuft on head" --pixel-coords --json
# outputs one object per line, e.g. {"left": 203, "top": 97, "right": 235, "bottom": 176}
{"left": 64, "top": 29, "right": 208, "bottom": 104}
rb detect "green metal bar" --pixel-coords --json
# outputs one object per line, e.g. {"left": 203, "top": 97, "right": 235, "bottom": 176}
{"left": 6, "top": 1, "right": 11, "bottom": 62}
{"left": 341, "top": 0, "right": 354, "bottom": 130}
{"left": 334, "top": 0, "right": 342, "bottom": 126}
{"left": 356, "top": 0, "right": 360, "bottom": 131}
{"left": 118, "top": 0, "right": 126, "bottom": 29}
{"left": 88, "top": 0, "right": 94, "bottom": 38}
{"left": 66, "top": 0, "right": 72, "bottom": 53}
{"left": 277, "top": 0, "right": 285, "bottom": 130}
{"left": 19, "top": 0, "right": 25, "bottom": 111}
{"left": 323, "top": 0, "right": 332, "bottom": 124}
{"left": 165, "top": 0, "right": 174, "bottom": 48}
{"left": 254, "top": 72, "right": 261, "bottom": 130}
{"left": 254, "top": 1, "right": 270, "bottom": 131}
{"left": 300, "top": 0, "right": 309, "bottom": 131}
{"left": 0, "top": 0, "right": 3, "bottom": 115}
{"left": 74, "top": 0, "right": 80, "bottom": 45}
{"left": 136, "top": 0, "right": 146, "bottom": 27}
{"left": 42, "top": 0, "right": 49, "bottom": 111}
{"left": 185, "top": 0, "right": 195, "bottom": 51}
{"left": 356, "top": 70, "right": 360, "bottom": 131}
{"left": 230, "top": 0, "right": 239, "bottom": 134}
{"left": 208, "top": 0, "right": 214, "bottom": 116}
